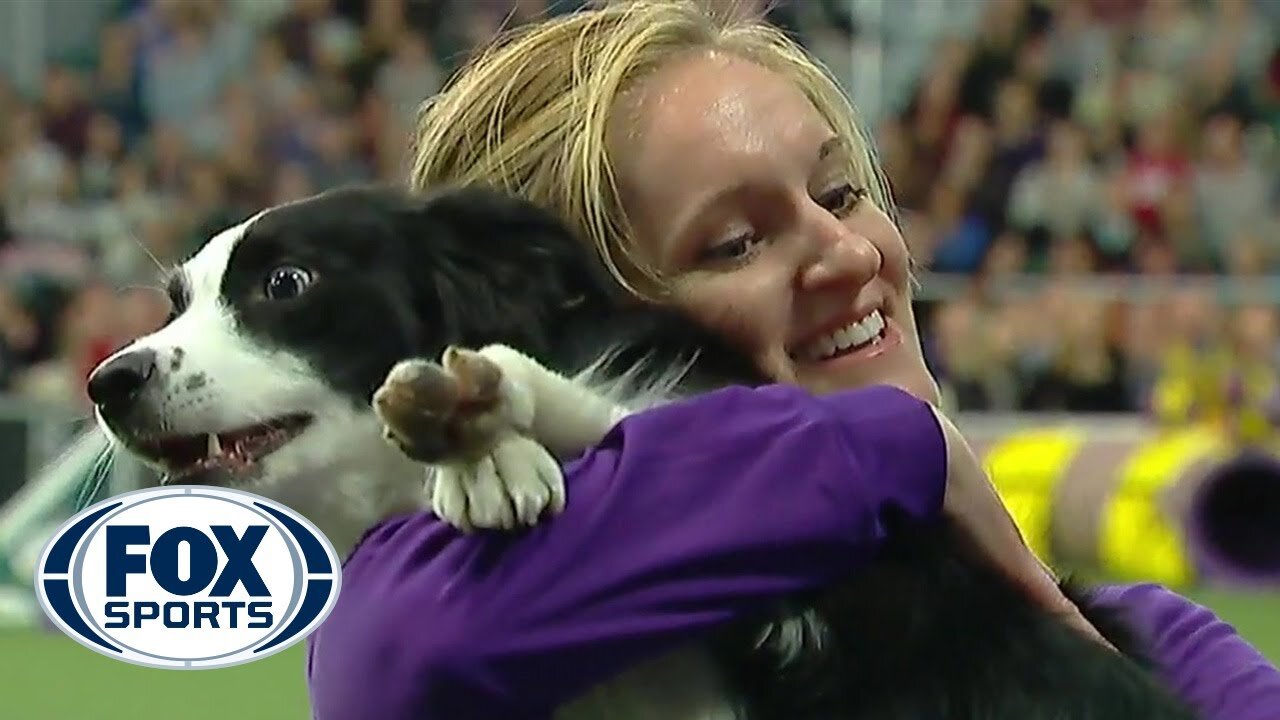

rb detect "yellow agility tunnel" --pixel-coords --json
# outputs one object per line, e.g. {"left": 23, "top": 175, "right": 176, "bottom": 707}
{"left": 961, "top": 415, "right": 1280, "bottom": 590}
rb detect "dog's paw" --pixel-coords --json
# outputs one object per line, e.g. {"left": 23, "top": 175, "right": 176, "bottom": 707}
{"left": 373, "top": 346, "right": 523, "bottom": 464}
{"left": 429, "top": 433, "right": 566, "bottom": 531}
{"left": 374, "top": 344, "right": 559, "bottom": 532}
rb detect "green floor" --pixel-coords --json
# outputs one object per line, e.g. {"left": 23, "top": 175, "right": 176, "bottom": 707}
{"left": 0, "top": 634, "right": 309, "bottom": 720}
{"left": 2, "top": 589, "right": 1277, "bottom": 719}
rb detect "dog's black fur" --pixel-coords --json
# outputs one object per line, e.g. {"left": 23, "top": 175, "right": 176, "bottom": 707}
{"left": 226, "top": 185, "right": 1200, "bottom": 719}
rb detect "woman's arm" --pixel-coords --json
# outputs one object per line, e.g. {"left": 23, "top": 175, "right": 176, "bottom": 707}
{"left": 306, "top": 383, "right": 948, "bottom": 720}
{"left": 1089, "top": 583, "right": 1280, "bottom": 720}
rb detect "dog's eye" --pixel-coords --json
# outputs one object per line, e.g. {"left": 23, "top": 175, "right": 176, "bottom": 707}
{"left": 264, "top": 266, "right": 315, "bottom": 301}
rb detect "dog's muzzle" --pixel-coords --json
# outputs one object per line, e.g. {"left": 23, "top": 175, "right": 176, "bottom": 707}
{"left": 88, "top": 347, "right": 314, "bottom": 485}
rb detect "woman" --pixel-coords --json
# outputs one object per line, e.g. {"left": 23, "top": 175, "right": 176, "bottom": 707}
{"left": 307, "top": 2, "right": 1280, "bottom": 718}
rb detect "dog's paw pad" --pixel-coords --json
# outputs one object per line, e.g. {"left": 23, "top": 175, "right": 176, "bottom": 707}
{"left": 374, "top": 348, "right": 519, "bottom": 464}
{"left": 376, "top": 359, "right": 458, "bottom": 417}
{"left": 373, "top": 358, "right": 462, "bottom": 462}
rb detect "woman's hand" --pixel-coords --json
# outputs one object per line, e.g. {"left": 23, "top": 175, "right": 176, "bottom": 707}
{"left": 932, "top": 408, "right": 1115, "bottom": 650}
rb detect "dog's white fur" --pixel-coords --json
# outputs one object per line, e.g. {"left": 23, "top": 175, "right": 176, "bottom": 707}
{"left": 96, "top": 220, "right": 740, "bottom": 719}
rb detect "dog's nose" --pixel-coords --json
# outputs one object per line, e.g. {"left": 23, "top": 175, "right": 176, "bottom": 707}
{"left": 87, "top": 349, "right": 158, "bottom": 411}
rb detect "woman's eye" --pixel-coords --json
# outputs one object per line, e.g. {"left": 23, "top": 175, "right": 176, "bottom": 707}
{"left": 700, "top": 233, "right": 764, "bottom": 264}
{"left": 817, "top": 183, "right": 868, "bottom": 216}
{"left": 263, "top": 265, "right": 316, "bottom": 300}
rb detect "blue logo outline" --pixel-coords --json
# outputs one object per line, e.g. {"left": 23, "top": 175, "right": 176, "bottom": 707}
{"left": 34, "top": 485, "right": 342, "bottom": 670}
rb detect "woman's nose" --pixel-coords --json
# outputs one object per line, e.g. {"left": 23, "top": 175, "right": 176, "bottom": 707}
{"left": 797, "top": 221, "right": 882, "bottom": 292}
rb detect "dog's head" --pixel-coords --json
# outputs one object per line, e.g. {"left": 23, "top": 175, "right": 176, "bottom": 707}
{"left": 88, "top": 185, "right": 612, "bottom": 526}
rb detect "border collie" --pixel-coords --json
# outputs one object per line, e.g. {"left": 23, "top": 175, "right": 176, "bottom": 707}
{"left": 86, "top": 185, "right": 1198, "bottom": 720}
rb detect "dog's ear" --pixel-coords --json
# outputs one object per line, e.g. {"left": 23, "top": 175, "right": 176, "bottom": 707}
{"left": 392, "top": 186, "right": 623, "bottom": 358}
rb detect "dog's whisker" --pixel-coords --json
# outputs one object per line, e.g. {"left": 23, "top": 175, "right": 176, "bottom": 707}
{"left": 77, "top": 442, "right": 119, "bottom": 507}
{"left": 117, "top": 283, "right": 166, "bottom": 307}
{"left": 128, "top": 232, "right": 173, "bottom": 274}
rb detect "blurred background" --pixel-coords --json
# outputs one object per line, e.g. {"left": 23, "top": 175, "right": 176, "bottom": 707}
{"left": 0, "top": 0, "right": 1275, "bottom": 717}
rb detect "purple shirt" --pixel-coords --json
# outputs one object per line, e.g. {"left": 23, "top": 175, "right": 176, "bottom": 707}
{"left": 306, "top": 384, "right": 1280, "bottom": 720}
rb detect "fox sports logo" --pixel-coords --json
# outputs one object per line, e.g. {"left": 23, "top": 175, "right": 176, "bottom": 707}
{"left": 35, "top": 485, "right": 342, "bottom": 670}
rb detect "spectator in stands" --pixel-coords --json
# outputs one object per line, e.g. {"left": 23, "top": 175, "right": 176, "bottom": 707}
{"left": 90, "top": 22, "right": 146, "bottom": 144}
{"left": 1222, "top": 303, "right": 1280, "bottom": 445}
{"left": 1193, "top": 112, "right": 1272, "bottom": 265}
{"left": 78, "top": 112, "right": 125, "bottom": 202}
{"left": 933, "top": 295, "right": 1022, "bottom": 411}
{"left": 6, "top": 106, "right": 69, "bottom": 240}
{"left": 16, "top": 280, "right": 116, "bottom": 409}
{"left": 0, "top": 287, "right": 38, "bottom": 392}
{"left": 87, "top": 158, "right": 175, "bottom": 285}
{"left": 139, "top": 4, "right": 251, "bottom": 130}
{"left": 39, "top": 64, "right": 94, "bottom": 162}
{"left": 374, "top": 30, "right": 445, "bottom": 128}
{"left": 1021, "top": 290, "right": 1132, "bottom": 412}
{"left": 1007, "top": 120, "right": 1104, "bottom": 260}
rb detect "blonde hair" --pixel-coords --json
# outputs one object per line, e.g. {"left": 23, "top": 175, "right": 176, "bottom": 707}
{"left": 410, "top": 0, "right": 892, "bottom": 299}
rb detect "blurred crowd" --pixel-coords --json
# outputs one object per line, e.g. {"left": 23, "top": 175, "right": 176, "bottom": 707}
{"left": 0, "top": 0, "right": 1275, "bottom": 418}
{"left": 881, "top": 0, "right": 1280, "bottom": 416}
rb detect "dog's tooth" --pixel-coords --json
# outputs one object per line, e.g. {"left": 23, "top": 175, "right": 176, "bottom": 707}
{"left": 207, "top": 433, "right": 222, "bottom": 457}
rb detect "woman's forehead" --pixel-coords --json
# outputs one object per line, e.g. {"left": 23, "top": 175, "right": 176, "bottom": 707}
{"left": 620, "top": 53, "right": 837, "bottom": 179}
{"left": 613, "top": 54, "right": 849, "bottom": 260}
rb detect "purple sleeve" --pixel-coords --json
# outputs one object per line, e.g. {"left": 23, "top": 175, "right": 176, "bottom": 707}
{"left": 306, "top": 384, "right": 946, "bottom": 720}
{"left": 1088, "top": 583, "right": 1280, "bottom": 720}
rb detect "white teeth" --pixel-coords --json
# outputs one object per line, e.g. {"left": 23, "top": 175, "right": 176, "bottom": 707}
{"left": 802, "top": 310, "right": 886, "bottom": 361}
{"left": 207, "top": 433, "right": 222, "bottom": 457}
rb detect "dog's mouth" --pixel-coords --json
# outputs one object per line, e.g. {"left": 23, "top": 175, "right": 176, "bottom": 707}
{"left": 138, "top": 414, "right": 313, "bottom": 485}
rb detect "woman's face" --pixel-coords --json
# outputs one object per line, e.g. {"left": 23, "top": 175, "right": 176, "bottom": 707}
{"left": 613, "top": 52, "right": 937, "bottom": 403}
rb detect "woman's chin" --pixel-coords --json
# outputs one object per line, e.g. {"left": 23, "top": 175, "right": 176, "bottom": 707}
{"left": 793, "top": 336, "right": 938, "bottom": 404}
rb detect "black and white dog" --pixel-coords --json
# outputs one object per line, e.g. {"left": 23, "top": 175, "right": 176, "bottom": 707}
{"left": 87, "top": 185, "right": 1199, "bottom": 720}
